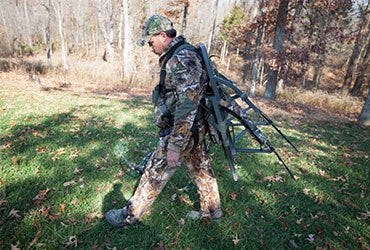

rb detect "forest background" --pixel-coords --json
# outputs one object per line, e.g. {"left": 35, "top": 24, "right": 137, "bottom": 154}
{"left": 0, "top": 0, "right": 369, "bottom": 125}
{"left": 0, "top": 0, "right": 369, "bottom": 249}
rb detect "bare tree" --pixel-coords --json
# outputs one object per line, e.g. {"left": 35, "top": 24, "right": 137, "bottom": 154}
{"left": 264, "top": 0, "right": 289, "bottom": 99}
{"left": 51, "top": 0, "right": 68, "bottom": 70}
{"left": 350, "top": 38, "right": 370, "bottom": 96}
{"left": 121, "top": 0, "right": 135, "bottom": 83}
{"left": 208, "top": 0, "right": 219, "bottom": 53}
{"left": 41, "top": 0, "right": 53, "bottom": 67}
{"left": 98, "top": 0, "right": 116, "bottom": 63}
{"left": 342, "top": 2, "right": 369, "bottom": 93}
{"left": 23, "top": 0, "right": 32, "bottom": 48}
{"left": 250, "top": 0, "right": 264, "bottom": 97}
{"left": 0, "top": 2, "right": 11, "bottom": 50}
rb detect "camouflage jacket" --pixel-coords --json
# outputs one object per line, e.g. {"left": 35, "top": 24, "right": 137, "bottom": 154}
{"left": 153, "top": 36, "right": 208, "bottom": 153}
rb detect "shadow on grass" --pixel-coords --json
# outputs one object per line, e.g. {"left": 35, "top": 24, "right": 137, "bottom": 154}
{"left": 0, "top": 97, "right": 369, "bottom": 249}
{"left": 0, "top": 101, "right": 158, "bottom": 248}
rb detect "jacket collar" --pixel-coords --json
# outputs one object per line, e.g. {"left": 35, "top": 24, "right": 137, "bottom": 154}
{"left": 159, "top": 35, "right": 186, "bottom": 63}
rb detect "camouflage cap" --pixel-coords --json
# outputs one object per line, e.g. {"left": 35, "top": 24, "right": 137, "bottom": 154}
{"left": 137, "top": 15, "right": 173, "bottom": 46}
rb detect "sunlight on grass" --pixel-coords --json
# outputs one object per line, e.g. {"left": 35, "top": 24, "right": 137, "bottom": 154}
{"left": 0, "top": 79, "right": 369, "bottom": 249}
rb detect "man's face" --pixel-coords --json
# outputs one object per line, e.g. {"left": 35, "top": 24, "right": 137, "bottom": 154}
{"left": 148, "top": 32, "right": 166, "bottom": 55}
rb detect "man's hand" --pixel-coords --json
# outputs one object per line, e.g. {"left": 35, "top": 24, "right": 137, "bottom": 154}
{"left": 167, "top": 149, "right": 180, "bottom": 168}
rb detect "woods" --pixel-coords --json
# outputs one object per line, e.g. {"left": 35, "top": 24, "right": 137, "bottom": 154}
{"left": 0, "top": 0, "right": 369, "bottom": 119}
{"left": 1, "top": 1, "right": 369, "bottom": 249}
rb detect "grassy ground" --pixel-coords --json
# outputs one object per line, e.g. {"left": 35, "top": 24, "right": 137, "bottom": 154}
{"left": 0, "top": 72, "right": 369, "bottom": 249}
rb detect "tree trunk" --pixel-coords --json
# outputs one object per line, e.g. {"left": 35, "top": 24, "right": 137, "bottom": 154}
{"left": 98, "top": 0, "right": 115, "bottom": 63}
{"left": 342, "top": 6, "right": 370, "bottom": 93}
{"left": 241, "top": 31, "right": 253, "bottom": 87}
{"left": 23, "top": 0, "right": 32, "bottom": 48}
{"left": 52, "top": 0, "right": 68, "bottom": 70}
{"left": 288, "top": 0, "right": 304, "bottom": 43}
{"left": 0, "top": 3, "right": 11, "bottom": 50}
{"left": 118, "top": 0, "right": 124, "bottom": 50}
{"left": 350, "top": 38, "right": 370, "bottom": 96}
{"left": 207, "top": 0, "right": 219, "bottom": 53}
{"left": 181, "top": 1, "right": 189, "bottom": 35}
{"left": 358, "top": 85, "right": 370, "bottom": 126}
{"left": 45, "top": 0, "right": 52, "bottom": 67}
{"left": 122, "top": 0, "right": 134, "bottom": 83}
{"left": 312, "top": 53, "right": 326, "bottom": 90}
{"left": 264, "top": 0, "right": 289, "bottom": 99}
{"left": 250, "top": 0, "right": 264, "bottom": 97}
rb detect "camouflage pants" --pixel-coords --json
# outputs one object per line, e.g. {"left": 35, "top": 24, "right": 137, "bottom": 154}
{"left": 124, "top": 135, "right": 222, "bottom": 223}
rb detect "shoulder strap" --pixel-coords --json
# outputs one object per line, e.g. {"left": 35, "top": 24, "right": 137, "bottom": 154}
{"left": 159, "top": 42, "right": 196, "bottom": 94}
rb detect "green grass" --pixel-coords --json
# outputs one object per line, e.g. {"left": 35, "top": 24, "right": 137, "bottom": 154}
{"left": 0, "top": 82, "right": 369, "bottom": 249}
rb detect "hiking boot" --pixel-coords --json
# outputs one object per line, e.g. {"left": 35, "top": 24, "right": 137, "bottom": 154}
{"left": 202, "top": 208, "right": 223, "bottom": 224}
{"left": 209, "top": 208, "right": 223, "bottom": 222}
{"left": 187, "top": 209, "right": 223, "bottom": 223}
{"left": 104, "top": 207, "right": 137, "bottom": 228}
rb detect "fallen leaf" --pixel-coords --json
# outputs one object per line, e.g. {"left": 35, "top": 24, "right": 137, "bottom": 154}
{"left": 280, "top": 219, "right": 288, "bottom": 231}
{"left": 95, "top": 184, "right": 112, "bottom": 191}
{"left": 0, "top": 141, "right": 12, "bottom": 149}
{"left": 52, "top": 148, "right": 65, "bottom": 161}
{"left": 299, "top": 166, "right": 309, "bottom": 173}
{"left": 29, "top": 230, "right": 42, "bottom": 248}
{"left": 306, "top": 234, "right": 315, "bottom": 243}
{"left": 32, "top": 189, "right": 49, "bottom": 204}
{"left": 60, "top": 204, "right": 66, "bottom": 212}
{"left": 69, "top": 150, "right": 81, "bottom": 159}
{"left": 48, "top": 212, "right": 61, "bottom": 220}
{"left": 296, "top": 218, "right": 303, "bottom": 225}
{"left": 0, "top": 199, "right": 8, "bottom": 206}
{"left": 232, "top": 234, "right": 240, "bottom": 245}
{"left": 316, "top": 226, "right": 324, "bottom": 237}
{"left": 32, "top": 131, "right": 46, "bottom": 138}
{"left": 317, "top": 170, "right": 331, "bottom": 179}
{"left": 115, "top": 170, "right": 124, "bottom": 177}
{"left": 84, "top": 212, "right": 101, "bottom": 224}
{"left": 36, "top": 146, "right": 47, "bottom": 153}
{"left": 256, "top": 175, "right": 284, "bottom": 183}
{"left": 343, "top": 199, "right": 360, "bottom": 209}
{"left": 357, "top": 211, "right": 370, "bottom": 221}
{"left": 39, "top": 207, "right": 50, "bottom": 217}
{"left": 154, "top": 241, "right": 165, "bottom": 250}
{"left": 179, "top": 194, "right": 194, "bottom": 206}
{"left": 73, "top": 168, "right": 82, "bottom": 174}
{"left": 229, "top": 192, "right": 237, "bottom": 201}
{"left": 9, "top": 209, "right": 21, "bottom": 219}
{"left": 64, "top": 236, "right": 78, "bottom": 248}
{"left": 245, "top": 207, "right": 252, "bottom": 217}
{"left": 63, "top": 180, "right": 76, "bottom": 187}
{"left": 91, "top": 241, "right": 99, "bottom": 250}
{"left": 178, "top": 218, "right": 185, "bottom": 225}
{"left": 11, "top": 243, "right": 20, "bottom": 250}
{"left": 12, "top": 157, "right": 18, "bottom": 165}
{"left": 171, "top": 193, "right": 177, "bottom": 201}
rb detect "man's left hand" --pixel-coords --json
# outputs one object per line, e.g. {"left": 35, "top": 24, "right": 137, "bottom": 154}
{"left": 167, "top": 149, "right": 180, "bottom": 168}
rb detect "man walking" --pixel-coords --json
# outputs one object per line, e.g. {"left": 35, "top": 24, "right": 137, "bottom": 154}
{"left": 105, "top": 15, "right": 222, "bottom": 227}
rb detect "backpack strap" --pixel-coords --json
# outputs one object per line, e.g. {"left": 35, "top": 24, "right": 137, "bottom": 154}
{"left": 158, "top": 42, "right": 195, "bottom": 94}
{"left": 157, "top": 41, "right": 203, "bottom": 142}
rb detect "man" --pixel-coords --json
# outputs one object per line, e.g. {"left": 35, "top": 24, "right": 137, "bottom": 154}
{"left": 105, "top": 14, "right": 222, "bottom": 227}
